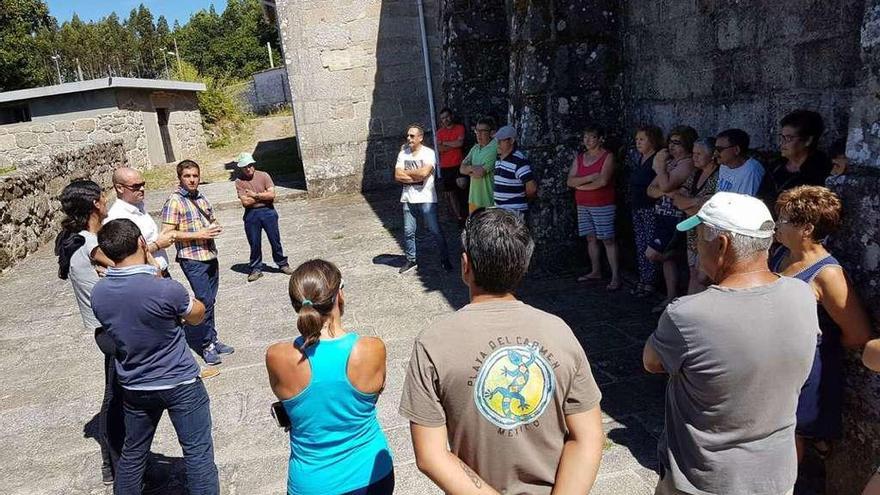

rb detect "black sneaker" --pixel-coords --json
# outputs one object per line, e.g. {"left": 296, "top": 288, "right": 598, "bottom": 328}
{"left": 441, "top": 259, "right": 453, "bottom": 272}
{"left": 398, "top": 260, "right": 417, "bottom": 274}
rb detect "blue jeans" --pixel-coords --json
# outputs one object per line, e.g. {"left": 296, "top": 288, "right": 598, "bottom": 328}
{"left": 115, "top": 380, "right": 219, "bottom": 495}
{"left": 243, "top": 207, "right": 288, "bottom": 272}
{"left": 402, "top": 202, "right": 449, "bottom": 262}
{"left": 179, "top": 258, "right": 219, "bottom": 350}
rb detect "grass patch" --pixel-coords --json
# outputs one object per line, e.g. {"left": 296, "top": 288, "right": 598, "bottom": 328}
{"left": 0, "top": 165, "right": 15, "bottom": 176}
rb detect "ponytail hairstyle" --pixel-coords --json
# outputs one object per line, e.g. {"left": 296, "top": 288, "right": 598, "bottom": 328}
{"left": 288, "top": 259, "right": 343, "bottom": 350}
{"left": 55, "top": 180, "right": 102, "bottom": 280}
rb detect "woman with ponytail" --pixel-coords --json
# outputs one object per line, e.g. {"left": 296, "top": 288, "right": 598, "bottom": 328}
{"left": 266, "top": 259, "right": 394, "bottom": 495}
{"left": 54, "top": 180, "right": 120, "bottom": 484}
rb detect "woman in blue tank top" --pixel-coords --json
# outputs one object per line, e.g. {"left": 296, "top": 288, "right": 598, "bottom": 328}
{"left": 772, "top": 185, "right": 872, "bottom": 463}
{"left": 266, "top": 259, "right": 394, "bottom": 495}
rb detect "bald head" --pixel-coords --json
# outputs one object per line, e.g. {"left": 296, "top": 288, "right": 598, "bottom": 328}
{"left": 113, "top": 167, "right": 146, "bottom": 204}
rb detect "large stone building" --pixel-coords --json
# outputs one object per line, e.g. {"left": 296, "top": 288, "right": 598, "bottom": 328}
{"left": 271, "top": 1, "right": 880, "bottom": 492}
{"left": 0, "top": 77, "right": 206, "bottom": 170}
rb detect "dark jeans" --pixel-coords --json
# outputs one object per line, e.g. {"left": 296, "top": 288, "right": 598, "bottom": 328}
{"left": 115, "top": 380, "right": 219, "bottom": 495}
{"left": 402, "top": 202, "right": 449, "bottom": 262}
{"left": 94, "top": 328, "right": 125, "bottom": 473}
{"left": 179, "top": 258, "right": 219, "bottom": 350}
{"left": 243, "top": 207, "right": 288, "bottom": 272}
{"left": 344, "top": 470, "right": 395, "bottom": 495}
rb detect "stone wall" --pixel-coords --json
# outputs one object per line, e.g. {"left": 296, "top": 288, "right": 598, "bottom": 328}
{"left": 0, "top": 110, "right": 148, "bottom": 171}
{"left": 274, "top": 0, "right": 442, "bottom": 194}
{"left": 622, "top": 0, "right": 865, "bottom": 150}
{"left": 0, "top": 140, "right": 126, "bottom": 272}
{"left": 116, "top": 89, "right": 206, "bottom": 164}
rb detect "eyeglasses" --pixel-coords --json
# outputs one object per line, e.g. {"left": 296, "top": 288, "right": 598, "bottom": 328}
{"left": 777, "top": 134, "right": 800, "bottom": 144}
{"left": 669, "top": 139, "right": 683, "bottom": 146}
{"left": 407, "top": 134, "right": 418, "bottom": 138}
{"left": 713, "top": 144, "right": 736, "bottom": 153}
{"left": 121, "top": 182, "right": 146, "bottom": 191}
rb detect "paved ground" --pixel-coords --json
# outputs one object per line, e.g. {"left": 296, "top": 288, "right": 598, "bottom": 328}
{"left": 0, "top": 189, "right": 666, "bottom": 494}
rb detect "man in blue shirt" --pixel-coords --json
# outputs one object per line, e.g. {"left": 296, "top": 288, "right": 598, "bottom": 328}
{"left": 92, "top": 219, "right": 219, "bottom": 495}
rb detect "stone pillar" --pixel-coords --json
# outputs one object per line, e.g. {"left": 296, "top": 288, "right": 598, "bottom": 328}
{"left": 507, "top": 0, "right": 623, "bottom": 265}
{"left": 826, "top": 1, "right": 880, "bottom": 493}
{"left": 274, "top": 0, "right": 442, "bottom": 195}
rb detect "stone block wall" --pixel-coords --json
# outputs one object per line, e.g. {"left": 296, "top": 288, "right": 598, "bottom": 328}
{"left": 274, "top": 0, "right": 442, "bottom": 194}
{"left": 116, "top": 89, "right": 207, "bottom": 164}
{"left": 622, "top": 0, "right": 865, "bottom": 149}
{"left": 0, "top": 140, "right": 126, "bottom": 272}
{"left": 0, "top": 110, "right": 148, "bottom": 171}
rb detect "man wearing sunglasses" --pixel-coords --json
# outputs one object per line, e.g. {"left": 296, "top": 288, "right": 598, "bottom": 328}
{"left": 394, "top": 123, "right": 452, "bottom": 274}
{"left": 106, "top": 167, "right": 175, "bottom": 275}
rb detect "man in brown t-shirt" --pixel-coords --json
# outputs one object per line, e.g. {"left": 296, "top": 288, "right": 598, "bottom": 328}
{"left": 399, "top": 208, "right": 605, "bottom": 494}
{"left": 234, "top": 152, "right": 293, "bottom": 282}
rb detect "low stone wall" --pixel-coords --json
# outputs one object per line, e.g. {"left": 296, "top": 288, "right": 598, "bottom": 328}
{"left": 0, "top": 110, "right": 148, "bottom": 170}
{"left": 0, "top": 140, "right": 126, "bottom": 272}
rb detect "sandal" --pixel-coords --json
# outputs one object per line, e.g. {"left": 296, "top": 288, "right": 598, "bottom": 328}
{"left": 577, "top": 273, "right": 603, "bottom": 282}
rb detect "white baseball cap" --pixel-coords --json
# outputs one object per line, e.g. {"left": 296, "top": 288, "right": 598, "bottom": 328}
{"left": 676, "top": 191, "right": 775, "bottom": 238}
{"left": 236, "top": 152, "right": 256, "bottom": 168}
{"left": 494, "top": 125, "right": 517, "bottom": 141}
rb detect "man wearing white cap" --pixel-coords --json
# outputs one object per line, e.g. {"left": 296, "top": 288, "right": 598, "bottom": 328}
{"left": 493, "top": 125, "right": 537, "bottom": 214}
{"left": 235, "top": 152, "right": 293, "bottom": 282}
{"left": 642, "top": 192, "right": 818, "bottom": 495}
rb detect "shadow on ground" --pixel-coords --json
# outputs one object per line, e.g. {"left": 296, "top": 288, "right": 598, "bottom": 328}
{"left": 224, "top": 136, "right": 306, "bottom": 189}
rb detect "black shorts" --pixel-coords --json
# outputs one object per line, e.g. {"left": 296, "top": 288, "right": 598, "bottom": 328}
{"left": 649, "top": 216, "right": 685, "bottom": 254}
{"left": 440, "top": 168, "right": 467, "bottom": 192}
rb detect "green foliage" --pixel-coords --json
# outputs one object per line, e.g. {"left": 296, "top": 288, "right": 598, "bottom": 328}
{"left": 0, "top": 0, "right": 55, "bottom": 90}
{"left": 172, "top": 60, "right": 249, "bottom": 148}
{"left": 1, "top": 0, "right": 281, "bottom": 90}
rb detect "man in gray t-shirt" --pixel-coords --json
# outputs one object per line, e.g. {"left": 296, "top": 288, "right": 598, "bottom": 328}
{"left": 644, "top": 192, "right": 817, "bottom": 495}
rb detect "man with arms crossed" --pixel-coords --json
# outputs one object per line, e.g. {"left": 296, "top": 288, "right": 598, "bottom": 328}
{"left": 394, "top": 123, "right": 451, "bottom": 274}
{"left": 460, "top": 116, "right": 499, "bottom": 212}
{"left": 644, "top": 192, "right": 818, "bottom": 495}
{"left": 234, "top": 152, "right": 294, "bottom": 282}
{"left": 92, "top": 219, "right": 219, "bottom": 495}
{"left": 161, "top": 160, "right": 234, "bottom": 365}
{"left": 400, "top": 208, "right": 605, "bottom": 494}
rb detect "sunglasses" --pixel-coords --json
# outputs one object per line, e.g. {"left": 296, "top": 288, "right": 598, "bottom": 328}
{"left": 407, "top": 134, "right": 420, "bottom": 138}
{"left": 121, "top": 182, "right": 146, "bottom": 191}
{"left": 777, "top": 134, "right": 800, "bottom": 144}
{"left": 669, "top": 139, "right": 683, "bottom": 146}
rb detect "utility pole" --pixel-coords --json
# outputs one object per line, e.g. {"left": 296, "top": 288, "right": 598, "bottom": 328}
{"left": 50, "top": 54, "right": 62, "bottom": 84}
{"left": 162, "top": 51, "right": 170, "bottom": 79}
{"left": 173, "top": 38, "right": 182, "bottom": 74}
{"left": 76, "top": 58, "right": 84, "bottom": 81}
{"left": 267, "top": 41, "right": 274, "bottom": 68}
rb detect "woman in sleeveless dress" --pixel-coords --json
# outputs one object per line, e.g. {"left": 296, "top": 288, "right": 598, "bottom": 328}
{"left": 567, "top": 126, "right": 620, "bottom": 290}
{"left": 771, "top": 186, "right": 872, "bottom": 464}
{"left": 670, "top": 137, "right": 719, "bottom": 294}
{"left": 628, "top": 124, "right": 664, "bottom": 297}
{"left": 266, "top": 260, "right": 394, "bottom": 495}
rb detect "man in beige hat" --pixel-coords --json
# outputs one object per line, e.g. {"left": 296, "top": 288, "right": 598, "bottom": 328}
{"left": 235, "top": 152, "right": 293, "bottom": 282}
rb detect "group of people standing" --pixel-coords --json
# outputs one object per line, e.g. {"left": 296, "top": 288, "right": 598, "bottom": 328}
{"left": 55, "top": 153, "right": 295, "bottom": 493}
{"left": 48, "top": 103, "right": 880, "bottom": 495}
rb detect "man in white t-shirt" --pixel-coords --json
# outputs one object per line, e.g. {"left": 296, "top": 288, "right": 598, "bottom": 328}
{"left": 714, "top": 128, "right": 765, "bottom": 196}
{"left": 394, "top": 123, "right": 451, "bottom": 274}
{"left": 105, "top": 167, "right": 175, "bottom": 274}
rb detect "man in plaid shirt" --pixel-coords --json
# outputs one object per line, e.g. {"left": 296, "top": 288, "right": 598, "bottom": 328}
{"left": 161, "top": 160, "right": 234, "bottom": 365}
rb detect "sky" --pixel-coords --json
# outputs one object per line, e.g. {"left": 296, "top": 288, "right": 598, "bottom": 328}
{"left": 46, "top": 0, "right": 228, "bottom": 26}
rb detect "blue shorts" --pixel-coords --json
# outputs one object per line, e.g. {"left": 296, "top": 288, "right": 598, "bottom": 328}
{"left": 577, "top": 205, "right": 616, "bottom": 239}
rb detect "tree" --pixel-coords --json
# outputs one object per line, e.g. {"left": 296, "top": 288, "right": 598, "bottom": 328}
{"left": 0, "top": 0, "right": 55, "bottom": 90}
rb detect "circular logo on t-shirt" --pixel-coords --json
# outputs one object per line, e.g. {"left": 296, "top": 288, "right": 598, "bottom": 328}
{"left": 473, "top": 343, "right": 555, "bottom": 429}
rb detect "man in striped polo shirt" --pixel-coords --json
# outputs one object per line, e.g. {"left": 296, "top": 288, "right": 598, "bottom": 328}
{"left": 493, "top": 125, "right": 538, "bottom": 215}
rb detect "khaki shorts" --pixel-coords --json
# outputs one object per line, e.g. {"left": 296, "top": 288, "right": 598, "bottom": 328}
{"left": 654, "top": 473, "right": 793, "bottom": 495}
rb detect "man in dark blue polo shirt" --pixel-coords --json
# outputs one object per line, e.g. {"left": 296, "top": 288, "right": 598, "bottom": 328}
{"left": 92, "top": 219, "right": 219, "bottom": 495}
